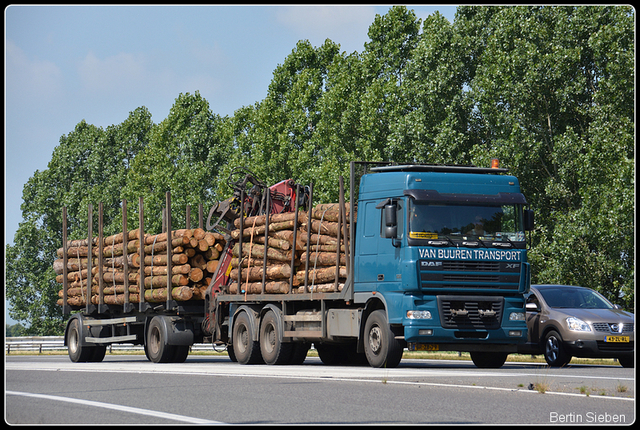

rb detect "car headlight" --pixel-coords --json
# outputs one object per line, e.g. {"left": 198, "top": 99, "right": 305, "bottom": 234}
{"left": 566, "top": 317, "right": 591, "bottom": 332}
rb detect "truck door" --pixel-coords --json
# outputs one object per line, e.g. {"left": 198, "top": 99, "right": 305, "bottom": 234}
{"left": 354, "top": 201, "right": 380, "bottom": 289}
{"left": 376, "top": 200, "right": 403, "bottom": 290}
{"left": 354, "top": 199, "right": 403, "bottom": 293}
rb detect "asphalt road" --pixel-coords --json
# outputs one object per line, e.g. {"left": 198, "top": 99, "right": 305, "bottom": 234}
{"left": 5, "top": 354, "right": 635, "bottom": 425}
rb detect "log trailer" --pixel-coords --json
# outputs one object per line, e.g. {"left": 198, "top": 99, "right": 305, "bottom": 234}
{"left": 59, "top": 161, "right": 534, "bottom": 368}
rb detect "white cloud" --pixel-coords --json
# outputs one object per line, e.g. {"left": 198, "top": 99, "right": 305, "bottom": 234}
{"left": 275, "top": 5, "right": 376, "bottom": 53}
{"left": 5, "top": 39, "right": 63, "bottom": 101}
{"left": 77, "top": 50, "right": 148, "bottom": 96}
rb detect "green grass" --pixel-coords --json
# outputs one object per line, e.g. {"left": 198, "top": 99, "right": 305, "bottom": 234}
{"left": 6, "top": 348, "right": 621, "bottom": 366}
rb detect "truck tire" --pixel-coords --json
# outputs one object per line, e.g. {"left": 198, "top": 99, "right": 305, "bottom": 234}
{"left": 232, "top": 311, "right": 263, "bottom": 364}
{"left": 67, "top": 318, "right": 93, "bottom": 363}
{"left": 288, "top": 342, "right": 310, "bottom": 365}
{"left": 259, "top": 310, "right": 292, "bottom": 365}
{"left": 315, "top": 343, "right": 343, "bottom": 365}
{"left": 470, "top": 351, "right": 508, "bottom": 368}
{"left": 543, "top": 330, "right": 572, "bottom": 367}
{"left": 89, "top": 345, "right": 107, "bottom": 362}
{"left": 363, "top": 310, "right": 403, "bottom": 368}
{"left": 227, "top": 343, "right": 237, "bottom": 362}
{"left": 172, "top": 345, "right": 190, "bottom": 363}
{"left": 147, "top": 316, "right": 175, "bottom": 363}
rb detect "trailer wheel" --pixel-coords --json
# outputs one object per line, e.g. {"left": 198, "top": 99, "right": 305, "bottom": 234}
{"left": 288, "top": 342, "right": 310, "bottom": 365}
{"left": 67, "top": 319, "right": 93, "bottom": 363}
{"left": 363, "top": 310, "right": 403, "bottom": 368}
{"left": 89, "top": 345, "right": 107, "bottom": 362}
{"left": 470, "top": 351, "right": 508, "bottom": 368}
{"left": 147, "top": 317, "right": 174, "bottom": 363}
{"left": 232, "top": 311, "right": 262, "bottom": 364}
{"left": 172, "top": 345, "right": 190, "bottom": 363}
{"left": 315, "top": 343, "right": 343, "bottom": 365}
{"left": 259, "top": 310, "right": 292, "bottom": 365}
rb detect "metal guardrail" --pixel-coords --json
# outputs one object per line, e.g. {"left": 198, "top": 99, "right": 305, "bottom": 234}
{"left": 5, "top": 336, "right": 224, "bottom": 354}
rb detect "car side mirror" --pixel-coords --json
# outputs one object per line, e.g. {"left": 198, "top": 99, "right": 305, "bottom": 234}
{"left": 526, "top": 302, "right": 540, "bottom": 312}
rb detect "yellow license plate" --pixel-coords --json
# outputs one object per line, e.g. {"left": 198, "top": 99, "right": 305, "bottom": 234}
{"left": 605, "top": 336, "right": 629, "bottom": 343}
{"left": 413, "top": 344, "right": 439, "bottom": 351}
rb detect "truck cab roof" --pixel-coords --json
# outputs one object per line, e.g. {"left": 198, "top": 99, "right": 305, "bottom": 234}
{"left": 360, "top": 164, "right": 522, "bottom": 201}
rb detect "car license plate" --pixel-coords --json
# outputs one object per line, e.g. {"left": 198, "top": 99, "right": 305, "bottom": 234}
{"left": 605, "top": 336, "right": 629, "bottom": 343}
{"left": 411, "top": 343, "right": 439, "bottom": 351}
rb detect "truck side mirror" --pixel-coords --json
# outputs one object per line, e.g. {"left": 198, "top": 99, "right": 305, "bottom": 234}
{"left": 383, "top": 203, "right": 401, "bottom": 247}
{"left": 384, "top": 204, "right": 396, "bottom": 226}
{"left": 383, "top": 204, "right": 397, "bottom": 239}
{"left": 524, "top": 209, "right": 534, "bottom": 231}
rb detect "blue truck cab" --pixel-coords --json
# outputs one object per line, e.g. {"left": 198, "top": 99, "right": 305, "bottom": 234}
{"left": 353, "top": 163, "right": 533, "bottom": 368}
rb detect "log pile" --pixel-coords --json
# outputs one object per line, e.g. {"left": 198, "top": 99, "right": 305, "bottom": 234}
{"left": 55, "top": 228, "right": 226, "bottom": 307}
{"left": 228, "top": 202, "right": 355, "bottom": 295}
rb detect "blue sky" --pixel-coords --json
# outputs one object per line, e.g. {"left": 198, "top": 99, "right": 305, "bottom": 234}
{"left": 4, "top": 5, "right": 457, "bottom": 325}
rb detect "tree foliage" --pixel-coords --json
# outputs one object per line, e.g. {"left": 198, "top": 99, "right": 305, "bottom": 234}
{"left": 6, "top": 6, "right": 634, "bottom": 333}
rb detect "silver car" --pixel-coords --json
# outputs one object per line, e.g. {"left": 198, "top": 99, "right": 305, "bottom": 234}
{"left": 518, "top": 284, "right": 634, "bottom": 367}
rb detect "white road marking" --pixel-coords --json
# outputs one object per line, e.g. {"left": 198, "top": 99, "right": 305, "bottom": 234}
{"left": 6, "top": 359, "right": 634, "bottom": 402}
{"left": 6, "top": 390, "right": 226, "bottom": 424}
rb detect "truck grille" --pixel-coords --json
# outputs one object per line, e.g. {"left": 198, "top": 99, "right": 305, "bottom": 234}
{"left": 419, "top": 260, "right": 520, "bottom": 290}
{"left": 437, "top": 296, "right": 503, "bottom": 330}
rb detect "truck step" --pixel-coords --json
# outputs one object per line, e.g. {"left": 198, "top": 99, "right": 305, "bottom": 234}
{"left": 85, "top": 334, "right": 138, "bottom": 344}
{"left": 82, "top": 316, "right": 138, "bottom": 326}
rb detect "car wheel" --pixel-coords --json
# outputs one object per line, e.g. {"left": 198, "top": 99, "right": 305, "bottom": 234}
{"left": 543, "top": 330, "right": 572, "bottom": 367}
{"left": 617, "top": 356, "right": 634, "bottom": 368}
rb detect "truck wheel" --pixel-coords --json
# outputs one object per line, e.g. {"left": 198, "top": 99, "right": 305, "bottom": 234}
{"left": 363, "top": 310, "right": 403, "bottom": 368}
{"left": 232, "top": 311, "right": 263, "bottom": 364}
{"left": 227, "top": 343, "right": 237, "bottom": 362}
{"left": 89, "top": 345, "right": 107, "bottom": 362}
{"left": 67, "top": 318, "right": 93, "bottom": 362}
{"left": 172, "top": 345, "right": 190, "bottom": 363}
{"left": 315, "top": 343, "right": 343, "bottom": 365}
{"left": 288, "top": 342, "right": 310, "bottom": 365}
{"left": 259, "top": 310, "right": 292, "bottom": 365}
{"left": 147, "top": 317, "right": 174, "bottom": 363}
{"left": 543, "top": 330, "right": 571, "bottom": 367}
{"left": 470, "top": 351, "right": 508, "bottom": 368}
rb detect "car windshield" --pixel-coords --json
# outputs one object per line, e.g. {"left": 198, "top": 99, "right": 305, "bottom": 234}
{"left": 408, "top": 201, "right": 526, "bottom": 243}
{"left": 537, "top": 287, "right": 614, "bottom": 309}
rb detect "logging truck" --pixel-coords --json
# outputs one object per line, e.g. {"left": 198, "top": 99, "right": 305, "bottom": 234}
{"left": 58, "top": 161, "right": 533, "bottom": 368}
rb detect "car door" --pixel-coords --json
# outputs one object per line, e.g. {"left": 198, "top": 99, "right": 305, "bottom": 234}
{"left": 525, "top": 291, "right": 542, "bottom": 344}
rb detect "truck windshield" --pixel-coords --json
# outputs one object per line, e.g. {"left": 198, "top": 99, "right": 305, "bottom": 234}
{"left": 408, "top": 201, "right": 525, "bottom": 246}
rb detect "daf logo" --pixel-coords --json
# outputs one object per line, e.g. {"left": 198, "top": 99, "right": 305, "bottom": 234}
{"left": 609, "top": 323, "right": 623, "bottom": 333}
{"left": 421, "top": 261, "right": 443, "bottom": 267}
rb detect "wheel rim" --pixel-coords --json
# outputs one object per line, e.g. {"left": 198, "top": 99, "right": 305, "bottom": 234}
{"left": 546, "top": 336, "right": 559, "bottom": 362}
{"left": 68, "top": 328, "right": 79, "bottom": 354}
{"left": 149, "top": 326, "right": 161, "bottom": 356}
{"left": 263, "top": 323, "right": 276, "bottom": 355}
{"left": 237, "top": 324, "right": 249, "bottom": 354}
{"left": 368, "top": 325, "right": 382, "bottom": 355}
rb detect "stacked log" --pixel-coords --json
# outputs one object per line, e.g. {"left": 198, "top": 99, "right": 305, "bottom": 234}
{"left": 228, "top": 202, "right": 355, "bottom": 295}
{"left": 55, "top": 228, "right": 225, "bottom": 307}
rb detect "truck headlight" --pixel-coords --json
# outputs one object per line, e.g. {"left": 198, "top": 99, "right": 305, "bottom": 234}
{"left": 407, "top": 310, "right": 432, "bottom": 319}
{"left": 566, "top": 317, "right": 591, "bottom": 332}
{"left": 509, "top": 312, "right": 526, "bottom": 321}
